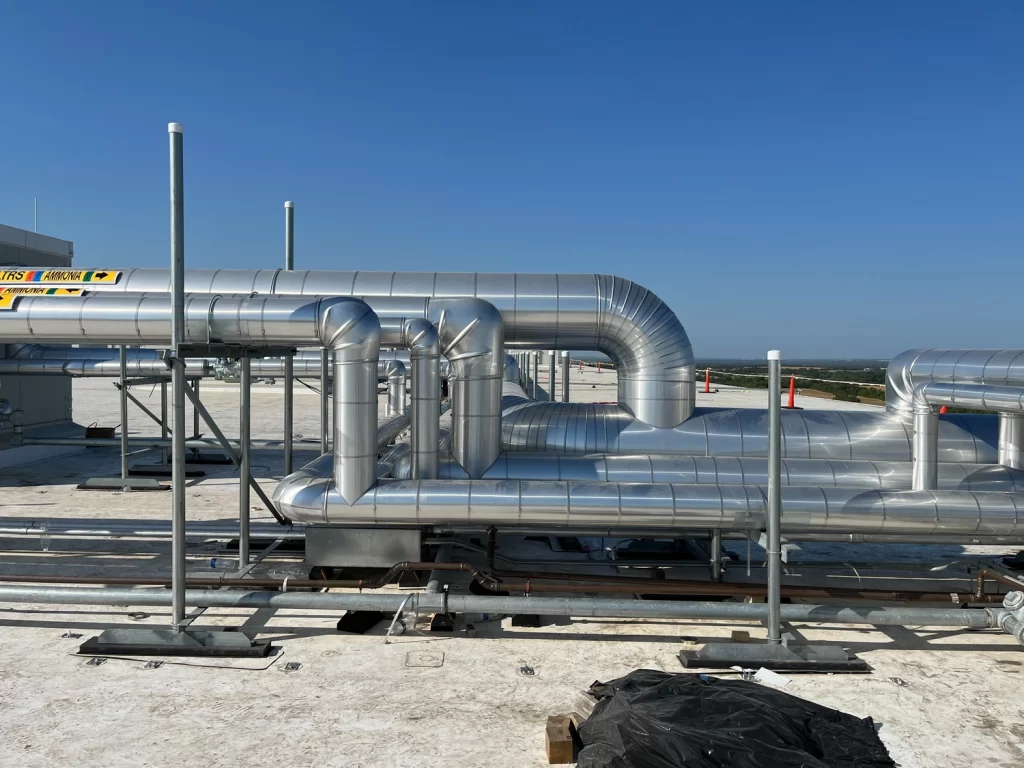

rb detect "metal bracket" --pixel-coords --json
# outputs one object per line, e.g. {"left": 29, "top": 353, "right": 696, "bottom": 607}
{"left": 78, "top": 628, "right": 275, "bottom": 658}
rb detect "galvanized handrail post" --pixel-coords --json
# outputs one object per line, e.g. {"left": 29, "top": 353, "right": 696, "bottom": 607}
{"left": 168, "top": 122, "right": 187, "bottom": 631}
{"left": 239, "top": 356, "right": 251, "bottom": 565}
{"left": 283, "top": 201, "right": 295, "bottom": 476}
{"left": 119, "top": 344, "right": 129, "bottom": 479}
{"left": 766, "top": 349, "right": 782, "bottom": 644}
{"left": 531, "top": 351, "right": 539, "bottom": 400}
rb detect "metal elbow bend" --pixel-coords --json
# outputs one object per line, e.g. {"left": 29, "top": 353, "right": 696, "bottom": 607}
{"left": 429, "top": 298, "right": 504, "bottom": 378}
{"left": 318, "top": 298, "right": 381, "bottom": 360}
{"left": 595, "top": 275, "right": 695, "bottom": 428}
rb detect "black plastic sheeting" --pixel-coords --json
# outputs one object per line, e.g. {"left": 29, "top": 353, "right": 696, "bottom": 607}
{"left": 576, "top": 670, "right": 895, "bottom": 768}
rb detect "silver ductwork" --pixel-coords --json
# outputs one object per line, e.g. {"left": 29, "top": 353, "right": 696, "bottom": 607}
{"left": 499, "top": 402, "right": 997, "bottom": 463}
{"left": 272, "top": 477, "right": 1024, "bottom": 539}
{"left": 0, "top": 293, "right": 382, "bottom": 504}
{"left": 887, "top": 349, "right": 1024, "bottom": 420}
{"left": 405, "top": 452, "right": 1024, "bottom": 491}
{"left": 0, "top": 344, "right": 210, "bottom": 377}
{"left": 61, "top": 269, "right": 696, "bottom": 428}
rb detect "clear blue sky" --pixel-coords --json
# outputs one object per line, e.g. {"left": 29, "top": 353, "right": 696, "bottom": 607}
{"left": 1, "top": 2, "right": 1021, "bottom": 358}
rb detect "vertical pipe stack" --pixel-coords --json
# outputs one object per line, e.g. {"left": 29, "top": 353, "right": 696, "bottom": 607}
{"left": 239, "top": 356, "right": 251, "bottom": 565}
{"left": 766, "top": 349, "right": 782, "bottom": 645}
{"left": 560, "top": 350, "right": 570, "bottom": 403}
{"left": 283, "top": 200, "right": 295, "bottom": 476}
{"left": 999, "top": 413, "right": 1024, "bottom": 470}
{"left": 531, "top": 352, "right": 539, "bottom": 400}
{"left": 912, "top": 404, "right": 939, "bottom": 491}
{"left": 168, "top": 122, "right": 187, "bottom": 631}
{"left": 406, "top": 319, "right": 440, "bottom": 479}
{"left": 119, "top": 344, "right": 128, "bottom": 479}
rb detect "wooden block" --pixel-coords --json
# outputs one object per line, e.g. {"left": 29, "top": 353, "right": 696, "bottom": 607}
{"left": 545, "top": 714, "right": 575, "bottom": 764}
{"left": 731, "top": 630, "right": 751, "bottom": 642}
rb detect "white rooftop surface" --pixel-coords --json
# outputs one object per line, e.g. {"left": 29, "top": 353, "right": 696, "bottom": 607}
{"left": 0, "top": 367, "right": 1021, "bottom": 767}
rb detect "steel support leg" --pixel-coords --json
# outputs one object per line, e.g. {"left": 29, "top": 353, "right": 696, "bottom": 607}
{"left": 239, "top": 357, "right": 251, "bottom": 565}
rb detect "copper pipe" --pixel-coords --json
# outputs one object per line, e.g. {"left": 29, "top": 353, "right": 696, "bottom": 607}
{"left": 973, "top": 568, "right": 1024, "bottom": 601}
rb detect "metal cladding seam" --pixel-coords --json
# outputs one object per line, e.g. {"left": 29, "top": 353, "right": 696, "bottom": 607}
{"left": 61, "top": 268, "right": 696, "bottom": 428}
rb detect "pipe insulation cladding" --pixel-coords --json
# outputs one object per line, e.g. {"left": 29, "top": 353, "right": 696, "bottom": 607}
{"left": 44, "top": 269, "right": 697, "bottom": 428}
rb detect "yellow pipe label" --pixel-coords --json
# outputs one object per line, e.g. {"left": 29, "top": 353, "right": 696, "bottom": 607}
{"left": 0, "top": 269, "right": 121, "bottom": 284}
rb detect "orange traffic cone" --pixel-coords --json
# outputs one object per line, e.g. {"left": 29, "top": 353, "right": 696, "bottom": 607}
{"left": 939, "top": 405, "right": 948, "bottom": 414}
{"left": 787, "top": 376, "right": 796, "bottom": 409}
{"left": 597, "top": 363, "right": 601, "bottom": 374}
{"left": 704, "top": 367, "right": 711, "bottom": 394}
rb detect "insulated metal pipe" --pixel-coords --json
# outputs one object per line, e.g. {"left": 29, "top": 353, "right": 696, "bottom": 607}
{"left": 274, "top": 477, "right": 1024, "bottom": 538}
{"left": 404, "top": 318, "right": 440, "bottom": 479}
{"left": 531, "top": 351, "right": 539, "bottom": 399}
{"left": 283, "top": 200, "right": 295, "bottom": 476}
{"left": 1000, "top": 413, "right": 1024, "bottom": 470}
{"left": 239, "top": 356, "right": 251, "bottom": 564}
{"left": 561, "top": 350, "right": 570, "bottom": 403}
{"left": 766, "top": 350, "right": 782, "bottom": 644}
{"left": 56, "top": 270, "right": 697, "bottom": 428}
{"left": 0, "top": 585, "right": 1005, "bottom": 630}
{"left": 320, "top": 348, "right": 329, "bottom": 455}
{"left": 422, "top": 453, "right": 1024, "bottom": 491}
{"left": 386, "top": 366, "right": 406, "bottom": 417}
{"left": 498, "top": 402, "right": 996, "bottom": 464}
{"left": 886, "top": 349, "right": 1024, "bottom": 420}
{"left": 168, "top": 121, "right": 187, "bottom": 631}
{"left": 912, "top": 404, "right": 939, "bottom": 491}
{"left": 548, "top": 350, "right": 556, "bottom": 402}
{"left": 119, "top": 345, "right": 129, "bottom": 479}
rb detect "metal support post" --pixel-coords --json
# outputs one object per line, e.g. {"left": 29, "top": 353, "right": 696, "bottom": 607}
{"left": 710, "top": 529, "right": 722, "bottom": 581}
{"left": 192, "top": 378, "right": 201, "bottom": 437}
{"left": 119, "top": 345, "right": 129, "bottom": 479}
{"left": 547, "top": 350, "right": 556, "bottom": 402}
{"left": 320, "top": 348, "right": 330, "bottom": 454}
{"left": 766, "top": 349, "right": 782, "bottom": 644}
{"left": 560, "top": 350, "right": 570, "bottom": 403}
{"left": 531, "top": 351, "right": 539, "bottom": 400}
{"left": 169, "top": 122, "right": 187, "bottom": 632}
{"left": 283, "top": 200, "right": 295, "bottom": 476}
{"left": 160, "top": 381, "right": 169, "bottom": 465}
{"left": 239, "top": 356, "right": 251, "bottom": 565}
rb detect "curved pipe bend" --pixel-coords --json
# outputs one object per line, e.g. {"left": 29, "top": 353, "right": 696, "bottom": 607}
{"left": 55, "top": 268, "right": 695, "bottom": 429}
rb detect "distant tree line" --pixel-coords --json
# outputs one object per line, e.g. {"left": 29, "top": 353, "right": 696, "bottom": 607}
{"left": 701, "top": 366, "right": 886, "bottom": 403}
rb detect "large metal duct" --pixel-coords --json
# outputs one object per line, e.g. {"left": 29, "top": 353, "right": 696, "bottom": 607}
{"left": 411, "top": 452, "right": 1024, "bottom": 491}
{"left": 909, "top": 381, "right": 1024, "bottom": 490}
{"left": 0, "top": 294, "right": 382, "bottom": 504}
{"left": 0, "top": 344, "right": 211, "bottom": 377}
{"left": 499, "top": 402, "right": 997, "bottom": 464}
{"left": 57, "top": 269, "right": 696, "bottom": 428}
{"left": 271, "top": 477, "right": 1024, "bottom": 539}
{"left": 887, "top": 349, "right": 1024, "bottom": 420}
